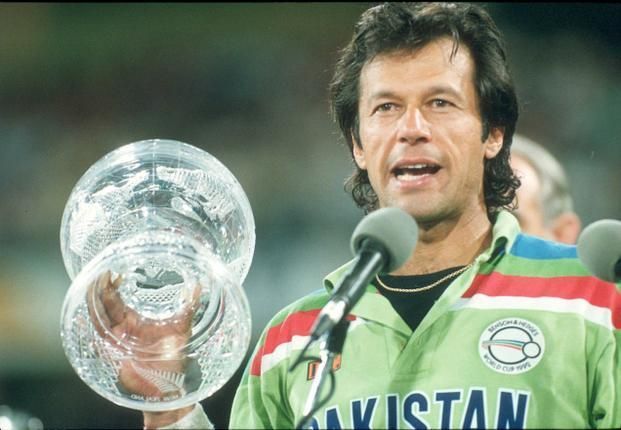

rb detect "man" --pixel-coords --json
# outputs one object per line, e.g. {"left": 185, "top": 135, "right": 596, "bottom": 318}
{"left": 510, "top": 134, "right": 581, "bottom": 243}
{"left": 145, "top": 3, "right": 620, "bottom": 428}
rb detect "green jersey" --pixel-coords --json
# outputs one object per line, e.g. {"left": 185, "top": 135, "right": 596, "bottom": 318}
{"left": 230, "top": 212, "right": 621, "bottom": 429}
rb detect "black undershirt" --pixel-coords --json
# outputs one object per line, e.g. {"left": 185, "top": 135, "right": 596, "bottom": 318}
{"left": 374, "top": 266, "right": 465, "bottom": 332}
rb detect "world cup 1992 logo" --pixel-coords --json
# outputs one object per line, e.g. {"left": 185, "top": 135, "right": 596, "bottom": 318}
{"left": 479, "top": 318, "right": 545, "bottom": 375}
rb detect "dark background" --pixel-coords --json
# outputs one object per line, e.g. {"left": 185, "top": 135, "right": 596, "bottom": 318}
{"left": 0, "top": 3, "right": 620, "bottom": 428}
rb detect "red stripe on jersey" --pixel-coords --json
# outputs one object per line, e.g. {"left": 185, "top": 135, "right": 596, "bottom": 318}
{"left": 463, "top": 272, "right": 621, "bottom": 328}
{"left": 250, "top": 309, "right": 356, "bottom": 376}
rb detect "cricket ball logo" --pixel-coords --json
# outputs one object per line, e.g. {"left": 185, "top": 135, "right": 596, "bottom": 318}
{"left": 479, "top": 318, "right": 545, "bottom": 374}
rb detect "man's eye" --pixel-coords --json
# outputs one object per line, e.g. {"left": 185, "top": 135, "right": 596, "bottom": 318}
{"left": 431, "top": 99, "right": 451, "bottom": 108}
{"left": 375, "top": 103, "right": 395, "bottom": 113}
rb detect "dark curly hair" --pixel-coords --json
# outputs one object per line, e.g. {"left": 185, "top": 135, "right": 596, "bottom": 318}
{"left": 329, "top": 2, "right": 520, "bottom": 217}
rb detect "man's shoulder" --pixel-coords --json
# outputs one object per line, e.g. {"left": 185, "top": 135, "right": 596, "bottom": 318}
{"left": 500, "top": 232, "right": 592, "bottom": 279}
{"left": 248, "top": 289, "right": 334, "bottom": 378}
{"left": 480, "top": 233, "right": 621, "bottom": 328}
{"left": 262, "top": 288, "right": 333, "bottom": 332}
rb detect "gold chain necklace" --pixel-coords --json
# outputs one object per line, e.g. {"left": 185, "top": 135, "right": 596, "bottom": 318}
{"left": 375, "top": 263, "right": 473, "bottom": 293}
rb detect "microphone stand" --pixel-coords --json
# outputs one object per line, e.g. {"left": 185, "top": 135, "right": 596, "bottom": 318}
{"left": 295, "top": 319, "right": 350, "bottom": 430}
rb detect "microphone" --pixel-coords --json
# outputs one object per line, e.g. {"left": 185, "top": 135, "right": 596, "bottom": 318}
{"left": 577, "top": 219, "right": 621, "bottom": 283}
{"left": 291, "top": 207, "right": 417, "bottom": 428}
{"left": 307, "top": 207, "right": 418, "bottom": 342}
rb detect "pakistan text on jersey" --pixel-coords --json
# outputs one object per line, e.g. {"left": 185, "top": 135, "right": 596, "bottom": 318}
{"left": 308, "top": 388, "right": 530, "bottom": 429}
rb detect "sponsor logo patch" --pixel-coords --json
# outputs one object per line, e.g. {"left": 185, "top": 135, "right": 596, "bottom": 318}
{"left": 479, "top": 318, "right": 544, "bottom": 374}
{"left": 307, "top": 354, "right": 342, "bottom": 380}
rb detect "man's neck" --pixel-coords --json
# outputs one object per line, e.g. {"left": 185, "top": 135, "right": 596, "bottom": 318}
{"left": 392, "top": 210, "right": 493, "bottom": 276}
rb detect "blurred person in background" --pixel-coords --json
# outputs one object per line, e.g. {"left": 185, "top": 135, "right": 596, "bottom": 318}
{"left": 510, "top": 134, "right": 581, "bottom": 243}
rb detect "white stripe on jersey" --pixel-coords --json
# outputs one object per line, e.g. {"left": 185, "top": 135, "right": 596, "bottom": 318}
{"left": 451, "top": 294, "right": 613, "bottom": 330}
{"left": 260, "top": 319, "right": 365, "bottom": 375}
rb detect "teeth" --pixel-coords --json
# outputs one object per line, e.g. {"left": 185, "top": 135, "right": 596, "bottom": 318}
{"left": 398, "top": 163, "right": 434, "bottom": 170}
{"left": 394, "top": 163, "right": 438, "bottom": 179}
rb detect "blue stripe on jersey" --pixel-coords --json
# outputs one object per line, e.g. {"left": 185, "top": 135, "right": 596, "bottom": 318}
{"left": 510, "top": 233, "right": 577, "bottom": 260}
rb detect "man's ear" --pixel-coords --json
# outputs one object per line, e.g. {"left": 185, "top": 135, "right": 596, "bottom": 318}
{"left": 551, "top": 212, "right": 582, "bottom": 244}
{"left": 352, "top": 136, "right": 367, "bottom": 169}
{"left": 484, "top": 127, "right": 504, "bottom": 159}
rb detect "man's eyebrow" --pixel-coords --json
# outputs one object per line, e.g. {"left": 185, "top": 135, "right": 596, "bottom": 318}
{"left": 365, "top": 90, "right": 400, "bottom": 101}
{"left": 364, "top": 85, "right": 465, "bottom": 102}
{"left": 424, "top": 85, "right": 464, "bottom": 100}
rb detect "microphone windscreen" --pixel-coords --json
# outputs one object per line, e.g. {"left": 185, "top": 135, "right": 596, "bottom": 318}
{"left": 577, "top": 219, "right": 621, "bottom": 283}
{"left": 350, "top": 207, "right": 418, "bottom": 273}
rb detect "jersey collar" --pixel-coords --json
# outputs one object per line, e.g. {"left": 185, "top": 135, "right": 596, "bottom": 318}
{"left": 322, "top": 210, "right": 521, "bottom": 334}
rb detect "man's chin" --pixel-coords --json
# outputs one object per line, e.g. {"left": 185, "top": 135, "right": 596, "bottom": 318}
{"left": 407, "top": 208, "right": 456, "bottom": 229}
{"left": 379, "top": 201, "right": 442, "bottom": 221}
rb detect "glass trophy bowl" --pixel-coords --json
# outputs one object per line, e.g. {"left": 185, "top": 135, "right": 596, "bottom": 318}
{"left": 59, "top": 139, "right": 255, "bottom": 411}
{"left": 61, "top": 231, "right": 251, "bottom": 411}
{"left": 60, "top": 139, "right": 255, "bottom": 285}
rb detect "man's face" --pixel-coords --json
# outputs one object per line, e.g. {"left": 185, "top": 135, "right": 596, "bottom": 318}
{"left": 510, "top": 154, "right": 550, "bottom": 238}
{"left": 353, "top": 38, "right": 503, "bottom": 225}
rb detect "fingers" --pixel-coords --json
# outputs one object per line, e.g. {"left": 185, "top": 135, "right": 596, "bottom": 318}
{"left": 101, "top": 271, "right": 126, "bottom": 327}
{"left": 86, "top": 271, "right": 114, "bottom": 341}
{"left": 86, "top": 270, "right": 128, "bottom": 346}
{"left": 191, "top": 282, "right": 202, "bottom": 307}
{"left": 176, "top": 283, "right": 203, "bottom": 333}
{"left": 187, "top": 283, "right": 202, "bottom": 316}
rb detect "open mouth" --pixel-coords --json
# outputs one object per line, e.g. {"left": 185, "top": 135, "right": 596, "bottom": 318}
{"left": 392, "top": 163, "right": 441, "bottom": 180}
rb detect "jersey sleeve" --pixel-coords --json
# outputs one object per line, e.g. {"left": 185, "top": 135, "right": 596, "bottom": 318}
{"left": 228, "top": 292, "right": 329, "bottom": 429}
{"left": 228, "top": 309, "right": 297, "bottom": 429}
{"left": 228, "top": 360, "right": 295, "bottom": 429}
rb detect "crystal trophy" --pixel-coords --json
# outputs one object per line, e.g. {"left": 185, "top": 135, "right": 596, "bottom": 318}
{"left": 59, "top": 139, "right": 254, "bottom": 411}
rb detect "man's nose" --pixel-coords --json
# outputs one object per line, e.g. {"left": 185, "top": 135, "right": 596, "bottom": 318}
{"left": 396, "top": 108, "right": 431, "bottom": 144}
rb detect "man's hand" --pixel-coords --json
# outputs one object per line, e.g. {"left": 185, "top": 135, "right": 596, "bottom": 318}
{"left": 142, "top": 405, "right": 197, "bottom": 429}
{"left": 87, "top": 270, "right": 201, "bottom": 402}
